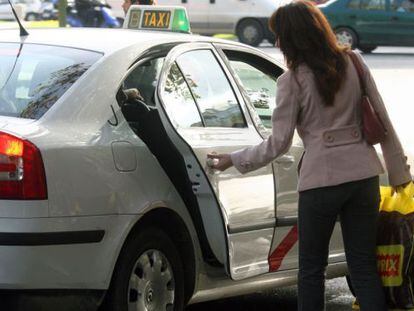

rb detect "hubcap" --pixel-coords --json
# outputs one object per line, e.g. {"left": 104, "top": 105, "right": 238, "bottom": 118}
{"left": 243, "top": 25, "right": 259, "bottom": 43}
{"left": 335, "top": 30, "right": 354, "bottom": 47}
{"left": 128, "top": 249, "right": 175, "bottom": 311}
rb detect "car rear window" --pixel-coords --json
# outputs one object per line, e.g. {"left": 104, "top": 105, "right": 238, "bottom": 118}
{"left": 0, "top": 43, "right": 101, "bottom": 119}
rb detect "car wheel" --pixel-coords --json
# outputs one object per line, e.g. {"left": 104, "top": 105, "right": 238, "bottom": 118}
{"left": 358, "top": 45, "right": 377, "bottom": 54}
{"left": 334, "top": 27, "right": 357, "bottom": 49}
{"left": 267, "top": 36, "right": 276, "bottom": 46}
{"left": 103, "top": 227, "right": 185, "bottom": 311}
{"left": 237, "top": 19, "right": 264, "bottom": 47}
{"left": 25, "top": 13, "right": 38, "bottom": 21}
{"left": 346, "top": 275, "right": 356, "bottom": 296}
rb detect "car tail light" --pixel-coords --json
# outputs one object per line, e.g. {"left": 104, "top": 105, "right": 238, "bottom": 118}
{"left": 0, "top": 132, "right": 47, "bottom": 200}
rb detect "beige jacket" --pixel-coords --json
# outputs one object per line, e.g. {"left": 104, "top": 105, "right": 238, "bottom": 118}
{"left": 231, "top": 53, "right": 411, "bottom": 191}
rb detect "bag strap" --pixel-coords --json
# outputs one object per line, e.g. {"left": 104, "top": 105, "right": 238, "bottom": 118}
{"left": 348, "top": 51, "right": 367, "bottom": 96}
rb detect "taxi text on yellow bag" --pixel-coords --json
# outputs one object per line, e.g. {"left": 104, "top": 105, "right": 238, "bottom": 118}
{"left": 378, "top": 182, "right": 414, "bottom": 310}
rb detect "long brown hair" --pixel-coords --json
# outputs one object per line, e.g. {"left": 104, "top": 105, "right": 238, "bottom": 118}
{"left": 269, "top": 1, "right": 348, "bottom": 106}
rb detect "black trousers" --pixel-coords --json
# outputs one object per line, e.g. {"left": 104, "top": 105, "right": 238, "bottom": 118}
{"left": 297, "top": 176, "right": 387, "bottom": 311}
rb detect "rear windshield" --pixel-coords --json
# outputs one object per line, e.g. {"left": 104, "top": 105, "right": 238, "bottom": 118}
{"left": 0, "top": 43, "right": 101, "bottom": 119}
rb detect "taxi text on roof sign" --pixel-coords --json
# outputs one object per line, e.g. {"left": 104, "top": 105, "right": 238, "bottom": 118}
{"left": 124, "top": 5, "right": 191, "bottom": 34}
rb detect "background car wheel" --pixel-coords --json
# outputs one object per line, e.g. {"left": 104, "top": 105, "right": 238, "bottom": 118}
{"left": 25, "top": 13, "right": 38, "bottom": 21}
{"left": 237, "top": 19, "right": 264, "bottom": 47}
{"left": 359, "top": 45, "right": 377, "bottom": 54}
{"left": 267, "top": 37, "right": 276, "bottom": 46}
{"left": 103, "top": 227, "right": 185, "bottom": 311}
{"left": 334, "top": 27, "right": 357, "bottom": 49}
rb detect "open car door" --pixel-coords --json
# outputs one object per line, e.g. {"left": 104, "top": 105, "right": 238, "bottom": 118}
{"left": 153, "top": 42, "right": 277, "bottom": 280}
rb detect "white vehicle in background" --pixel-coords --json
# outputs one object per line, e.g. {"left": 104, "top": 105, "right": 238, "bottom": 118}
{"left": 0, "top": 0, "right": 25, "bottom": 20}
{"left": 157, "top": 0, "right": 280, "bottom": 46}
{"left": 24, "top": 0, "right": 59, "bottom": 21}
{"left": 107, "top": 0, "right": 281, "bottom": 46}
{"left": 0, "top": 0, "right": 51, "bottom": 21}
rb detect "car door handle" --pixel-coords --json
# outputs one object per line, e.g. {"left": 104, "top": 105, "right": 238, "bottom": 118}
{"left": 275, "top": 155, "right": 295, "bottom": 164}
{"left": 349, "top": 14, "right": 356, "bottom": 19}
{"left": 181, "top": 0, "right": 187, "bottom": 3}
{"left": 391, "top": 16, "right": 399, "bottom": 21}
{"left": 206, "top": 158, "right": 220, "bottom": 174}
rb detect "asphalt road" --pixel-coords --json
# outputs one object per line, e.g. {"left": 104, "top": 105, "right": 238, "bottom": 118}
{"left": 187, "top": 277, "right": 355, "bottom": 311}
{"left": 188, "top": 46, "right": 414, "bottom": 311}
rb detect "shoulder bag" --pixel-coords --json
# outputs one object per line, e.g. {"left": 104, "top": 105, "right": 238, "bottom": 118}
{"left": 348, "top": 51, "right": 388, "bottom": 145}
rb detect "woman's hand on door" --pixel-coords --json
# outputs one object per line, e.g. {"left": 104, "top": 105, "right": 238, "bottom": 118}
{"left": 207, "top": 153, "right": 233, "bottom": 171}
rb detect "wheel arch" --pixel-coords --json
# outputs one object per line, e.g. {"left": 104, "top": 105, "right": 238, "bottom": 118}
{"left": 110, "top": 206, "right": 197, "bottom": 304}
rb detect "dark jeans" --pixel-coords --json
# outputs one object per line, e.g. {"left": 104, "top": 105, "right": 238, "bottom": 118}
{"left": 298, "top": 176, "right": 387, "bottom": 311}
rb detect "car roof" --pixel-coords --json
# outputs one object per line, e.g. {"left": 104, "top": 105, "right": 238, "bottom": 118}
{"left": 0, "top": 28, "right": 243, "bottom": 54}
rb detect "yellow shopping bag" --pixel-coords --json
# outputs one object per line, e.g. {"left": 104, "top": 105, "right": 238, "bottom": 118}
{"left": 380, "top": 182, "right": 414, "bottom": 214}
{"left": 377, "top": 182, "right": 414, "bottom": 310}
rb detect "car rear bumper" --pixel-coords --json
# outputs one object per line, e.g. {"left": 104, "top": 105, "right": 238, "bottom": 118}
{"left": 0, "top": 215, "right": 138, "bottom": 290}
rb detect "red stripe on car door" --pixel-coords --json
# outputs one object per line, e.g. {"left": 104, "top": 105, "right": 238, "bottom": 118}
{"left": 268, "top": 224, "right": 298, "bottom": 272}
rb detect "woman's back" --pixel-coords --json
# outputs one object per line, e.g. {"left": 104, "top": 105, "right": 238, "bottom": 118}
{"left": 293, "top": 53, "right": 384, "bottom": 191}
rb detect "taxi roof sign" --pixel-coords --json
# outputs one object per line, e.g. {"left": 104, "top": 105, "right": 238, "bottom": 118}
{"left": 124, "top": 5, "right": 191, "bottom": 34}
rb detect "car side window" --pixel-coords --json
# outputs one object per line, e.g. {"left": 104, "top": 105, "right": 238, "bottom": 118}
{"left": 123, "top": 57, "right": 164, "bottom": 107}
{"left": 222, "top": 50, "right": 283, "bottom": 130}
{"left": 175, "top": 50, "right": 246, "bottom": 128}
{"left": 347, "top": 0, "right": 361, "bottom": 9}
{"left": 229, "top": 61, "right": 277, "bottom": 128}
{"left": 390, "top": 0, "right": 414, "bottom": 12}
{"left": 162, "top": 63, "right": 203, "bottom": 128}
{"left": 361, "top": 0, "right": 386, "bottom": 10}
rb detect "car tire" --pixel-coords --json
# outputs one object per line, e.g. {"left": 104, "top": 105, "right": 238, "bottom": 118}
{"left": 102, "top": 227, "right": 185, "bottom": 311}
{"left": 237, "top": 19, "right": 264, "bottom": 47}
{"left": 25, "top": 13, "right": 38, "bottom": 21}
{"left": 267, "top": 37, "right": 276, "bottom": 46}
{"left": 334, "top": 27, "right": 358, "bottom": 49}
{"left": 358, "top": 45, "right": 377, "bottom": 54}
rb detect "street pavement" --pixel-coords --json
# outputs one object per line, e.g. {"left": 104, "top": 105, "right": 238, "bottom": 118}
{"left": 187, "top": 277, "right": 354, "bottom": 310}
{"left": 188, "top": 46, "right": 414, "bottom": 311}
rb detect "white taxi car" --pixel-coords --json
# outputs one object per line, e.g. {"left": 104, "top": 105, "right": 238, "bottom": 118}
{"left": 0, "top": 6, "right": 347, "bottom": 310}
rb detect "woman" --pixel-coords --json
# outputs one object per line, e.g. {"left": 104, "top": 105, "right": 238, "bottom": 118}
{"left": 208, "top": 1, "right": 411, "bottom": 310}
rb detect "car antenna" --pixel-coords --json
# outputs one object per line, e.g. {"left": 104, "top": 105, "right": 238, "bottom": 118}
{"left": 7, "top": 0, "right": 29, "bottom": 37}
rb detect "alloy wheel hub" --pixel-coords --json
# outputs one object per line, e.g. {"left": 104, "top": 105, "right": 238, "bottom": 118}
{"left": 243, "top": 25, "right": 258, "bottom": 42}
{"left": 336, "top": 31, "right": 354, "bottom": 47}
{"left": 128, "top": 249, "right": 175, "bottom": 311}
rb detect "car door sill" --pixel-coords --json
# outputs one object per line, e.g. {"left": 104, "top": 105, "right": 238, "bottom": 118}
{"left": 276, "top": 216, "right": 298, "bottom": 227}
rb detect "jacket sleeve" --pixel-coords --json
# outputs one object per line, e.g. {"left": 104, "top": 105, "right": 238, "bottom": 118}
{"left": 230, "top": 71, "right": 300, "bottom": 174}
{"left": 356, "top": 53, "right": 411, "bottom": 186}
